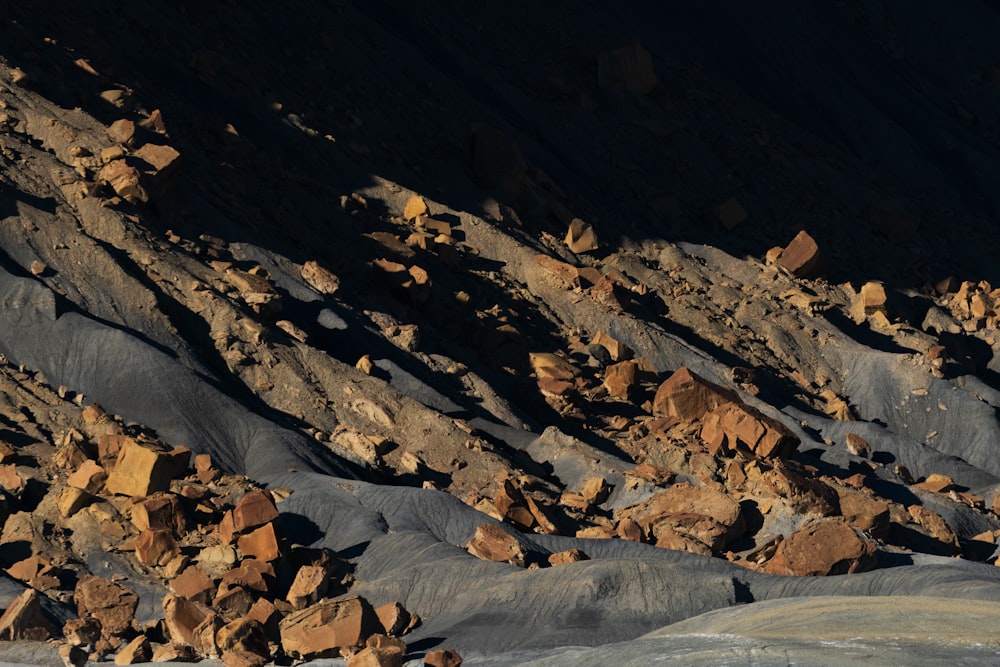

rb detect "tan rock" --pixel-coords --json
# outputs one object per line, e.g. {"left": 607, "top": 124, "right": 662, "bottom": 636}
{"left": 616, "top": 517, "right": 644, "bottom": 542}
{"left": 349, "top": 646, "right": 404, "bottom": 667}
{"left": 835, "top": 487, "right": 890, "bottom": 540}
{"left": 114, "top": 635, "right": 152, "bottom": 665}
{"left": 777, "top": 230, "right": 824, "bottom": 278}
{"left": 598, "top": 42, "right": 658, "bottom": 95}
{"left": 624, "top": 483, "right": 745, "bottom": 553}
{"left": 6, "top": 555, "right": 61, "bottom": 591}
{"left": 131, "top": 493, "right": 186, "bottom": 535}
{"left": 301, "top": 260, "right": 340, "bottom": 295}
{"left": 67, "top": 459, "right": 106, "bottom": 494}
{"left": 220, "top": 558, "right": 274, "bottom": 594}
{"left": 151, "top": 642, "right": 197, "bottom": 662}
{"left": 75, "top": 575, "right": 139, "bottom": 638}
{"left": 29, "top": 260, "right": 46, "bottom": 276}
{"left": 62, "top": 617, "right": 102, "bottom": 647}
{"left": 424, "top": 647, "right": 464, "bottom": 667}
{"left": 907, "top": 505, "right": 959, "bottom": 550}
{"left": 592, "top": 332, "right": 633, "bottom": 362}
{"left": 135, "top": 528, "right": 180, "bottom": 566}
{"left": 216, "top": 617, "right": 268, "bottom": 657}
{"left": 403, "top": 195, "right": 428, "bottom": 220}
{"left": 915, "top": 473, "right": 956, "bottom": 494}
{"left": 548, "top": 548, "right": 589, "bottom": 566}
{"left": 279, "top": 595, "right": 381, "bottom": 660}
{"left": 132, "top": 142, "right": 181, "bottom": 194}
{"left": 604, "top": 360, "right": 638, "bottom": 401}
{"left": 525, "top": 496, "right": 558, "bottom": 534}
{"left": 652, "top": 367, "right": 738, "bottom": 420}
{"left": 533, "top": 254, "right": 580, "bottom": 287}
{"left": 98, "top": 160, "right": 148, "bottom": 203}
{"left": 0, "top": 464, "right": 26, "bottom": 495}
{"left": 466, "top": 523, "right": 527, "bottom": 566}
{"left": 104, "top": 439, "right": 190, "bottom": 497}
{"left": 564, "top": 218, "right": 598, "bottom": 254}
{"left": 845, "top": 433, "right": 871, "bottom": 458}
{"left": 0, "top": 589, "right": 54, "bottom": 640}
{"left": 107, "top": 119, "right": 136, "bottom": 145}
{"left": 580, "top": 477, "right": 612, "bottom": 505}
{"left": 763, "top": 518, "right": 876, "bottom": 576}
{"left": 214, "top": 585, "right": 255, "bottom": 622}
{"left": 221, "top": 649, "right": 267, "bottom": 667}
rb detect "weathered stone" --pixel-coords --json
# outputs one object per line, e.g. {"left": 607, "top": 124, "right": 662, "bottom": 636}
{"left": 135, "top": 528, "right": 180, "bottom": 566}
{"left": 301, "top": 260, "right": 340, "bottom": 295}
{"left": 192, "top": 612, "right": 223, "bottom": 658}
{"left": 604, "top": 360, "right": 638, "bottom": 401}
{"left": 524, "top": 496, "right": 558, "bottom": 534}
{"left": 287, "top": 563, "right": 329, "bottom": 609}
{"left": 63, "top": 616, "right": 102, "bottom": 647}
{"left": 741, "top": 460, "right": 839, "bottom": 516}
{"left": 279, "top": 596, "right": 381, "bottom": 660}
{"left": 67, "top": 459, "right": 106, "bottom": 494}
{"left": 777, "top": 230, "right": 824, "bottom": 278}
{"left": 598, "top": 42, "right": 658, "bottom": 95}
{"left": 466, "top": 523, "right": 527, "bottom": 566}
{"left": 652, "top": 367, "right": 738, "bottom": 420}
{"left": 349, "top": 646, "right": 404, "bottom": 667}
{"left": 59, "top": 643, "right": 88, "bottom": 667}
{"left": 171, "top": 566, "right": 216, "bottom": 604}
{"left": 221, "top": 649, "right": 268, "bottom": 667}
{"left": 107, "top": 119, "right": 136, "bottom": 145}
{"left": 6, "top": 555, "right": 61, "bottom": 591}
{"left": 0, "top": 589, "right": 54, "bottom": 640}
{"left": 907, "top": 505, "right": 960, "bottom": 551}
{"left": 216, "top": 617, "right": 268, "bottom": 657}
{"left": 564, "top": 218, "right": 598, "bottom": 254}
{"left": 80, "top": 403, "right": 106, "bottom": 424}
{"left": 104, "top": 439, "right": 190, "bottom": 497}
{"left": 424, "top": 647, "right": 464, "bottom": 667}
{"left": 233, "top": 489, "right": 279, "bottom": 532}
{"left": 763, "top": 518, "right": 876, "bottom": 576}
{"left": 403, "top": 195, "right": 428, "bottom": 220}
{"left": 237, "top": 524, "right": 281, "bottom": 562}
{"left": 131, "top": 493, "right": 186, "bottom": 535}
{"left": 700, "top": 401, "right": 800, "bottom": 459}
{"left": 151, "top": 642, "right": 197, "bottom": 662}
{"left": 845, "top": 433, "right": 871, "bottom": 458}
{"left": 592, "top": 332, "right": 633, "bottom": 362}
{"left": 213, "top": 585, "right": 255, "bottom": 621}
{"left": 114, "top": 635, "right": 152, "bottom": 665}
{"left": 132, "top": 143, "right": 181, "bottom": 195}
{"left": 220, "top": 558, "right": 274, "bottom": 594}
{"left": 162, "top": 593, "right": 212, "bottom": 646}
{"left": 375, "top": 601, "right": 415, "bottom": 637}
{"left": 75, "top": 575, "right": 139, "bottom": 638}
{"left": 624, "top": 483, "right": 745, "bottom": 553}
{"left": 580, "top": 477, "right": 612, "bottom": 505}
{"left": 835, "top": 486, "right": 890, "bottom": 540}
{"left": 98, "top": 160, "right": 147, "bottom": 203}
{"left": 915, "top": 473, "right": 956, "bottom": 494}
{"left": 548, "top": 548, "right": 589, "bottom": 565}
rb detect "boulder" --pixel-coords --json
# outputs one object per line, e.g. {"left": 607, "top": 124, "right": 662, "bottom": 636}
{"left": 233, "top": 489, "right": 279, "bottom": 532}
{"left": 777, "top": 230, "right": 824, "bottom": 278}
{"left": 74, "top": 575, "right": 139, "bottom": 638}
{"left": 700, "top": 401, "right": 800, "bottom": 459}
{"left": 466, "top": 523, "right": 527, "bottom": 567}
{"left": 0, "top": 588, "right": 54, "bottom": 640}
{"left": 604, "top": 360, "right": 638, "bottom": 401}
{"left": 652, "top": 367, "right": 738, "bottom": 420}
{"left": 624, "top": 483, "right": 745, "bottom": 553}
{"left": 424, "top": 647, "right": 464, "bottom": 666}
{"left": 279, "top": 596, "right": 381, "bottom": 660}
{"left": 763, "top": 518, "right": 876, "bottom": 576}
{"left": 104, "top": 439, "right": 190, "bottom": 497}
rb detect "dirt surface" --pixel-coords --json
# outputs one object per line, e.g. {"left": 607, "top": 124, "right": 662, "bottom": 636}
{"left": 2, "top": 1, "right": 1000, "bottom": 665}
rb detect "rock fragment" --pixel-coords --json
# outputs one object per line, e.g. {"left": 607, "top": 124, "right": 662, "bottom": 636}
{"left": 777, "top": 230, "right": 824, "bottom": 278}
{"left": 466, "top": 523, "right": 527, "bottom": 566}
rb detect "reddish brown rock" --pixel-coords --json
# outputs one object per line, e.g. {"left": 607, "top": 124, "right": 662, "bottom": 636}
{"left": 237, "top": 523, "right": 281, "bottom": 561}
{"left": 214, "top": 585, "right": 255, "bottom": 621}
{"left": 915, "top": 473, "right": 956, "bottom": 494}
{"left": 777, "top": 230, "right": 824, "bottom": 278}
{"left": 700, "top": 401, "right": 800, "bottom": 459}
{"left": 171, "top": 566, "right": 216, "bottom": 604}
{"left": 6, "top": 555, "right": 61, "bottom": 591}
{"left": 835, "top": 487, "right": 890, "bottom": 540}
{"left": 0, "top": 464, "right": 25, "bottom": 495}
{"left": 652, "top": 367, "right": 739, "bottom": 420}
{"left": 216, "top": 617, "right": 268, "bottom": 657}
{"left": 616, "top": 517, "right": 644, "bottom": 542}
{"left": 763, "top": 518, "right": 876, "bottom": 576}
{"left": 163, "top": 593, "right": 212, "bottom": 646}
{"left": 624, "top": 483, "right": 745, "bottom": 553}
{"left": 598, "top": 42, "right": 658, "bottom": 95}
{"left": 0, "top": 589, "right": 54, "bottom": 640}
{"left": 132, "top": 143, "right": 181, "bottom": 194}
{"left": 349, "top": 647, "right": 404, "bottom": 667}
{"left": 63, "top": 616, "right": 102, "bottom": 647}
{"left": 152, "top": 642, "right": 197, "bottom": 662}
{"left": 279, "top": 595, "right": 381, "bottom": 660}
{"left": 741, "top": 460, "right": 839, "bottom": 516}
{"left": 604, "top": 360, "right": 639, "bottom": 401}
{"left": 75, "top": 575, "right": 139, "bottom": 638}
{"left": 845, "top": 433, "right": 872, "bottom": 458}
{"left": 424, "top": 647, "right": 463, "bottom": 667}
{"left": 466, "top": 523, "right": 527, "bottom": 567}
{"left": 907, "top": 505, "right": 960, "bottom": 551}
{"left": 233, "top": 489, "right": 279, "bottom": 532}
{"left": 131, "top": 493, "right": 186, "bottom": 535}
{"left": 220, "top": 558, "right": 274, "bottom": 594}
{"left": 287, "top": 563, "right": 329, "bottom": 609}
{"left": 104, "top": 439, "right": 190, "bottom": 497}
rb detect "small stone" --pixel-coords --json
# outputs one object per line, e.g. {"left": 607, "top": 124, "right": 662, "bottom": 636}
{"left": 547, "top": 548, "right": 589, "bottom": 566}
{"left": 114, "top": 635, "right": 152, "bottom": 665}
{"left": 0, "top": 589, "right": 54, "bottom": 640}
{"left": 777, "top": 230, "right": 824, "bottom": 278}
{"left": 564, "top": 218, "right": 598, "bottom": 254}
{"left": 845, "top": 433, "right": 871, "bottom": 458}
{"left": 403, "top": 195, "right": 428, "bottom": 220}
{"left": 301, "top": 260, "right": 340, "bottom": 295}
{"left": 424, "top": 647, "right": 463, "bottom": 667}
{"left": 466, "top": 524, "right": 526, "bottom": 567}
{"left": 29, "top": 260, "right": 47, "bottom": 276}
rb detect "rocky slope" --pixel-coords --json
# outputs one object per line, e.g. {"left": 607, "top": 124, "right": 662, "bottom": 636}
{"left": 2, "top": 1, "right": 1000, "bottom": 665}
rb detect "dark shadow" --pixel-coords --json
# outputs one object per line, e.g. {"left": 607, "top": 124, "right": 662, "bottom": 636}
{"left": 277, "top": 513, "right": 323, "bottom": 547}
{"left": 406, "top": 637, "right": 447, "bottom": 654}
{"left": 0, "top": 540, "right": 32, "bottom": 569}
{"left": 820, "top": 309, "right": 912, "bottom": 356}
{"left": 732, "top": 577, "right": 754, "bottom": 604}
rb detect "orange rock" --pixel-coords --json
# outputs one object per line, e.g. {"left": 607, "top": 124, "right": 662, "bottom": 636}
{"left": 466, "top": 524, "right": 527, "bottom": 567}
{"left": 777, "top": 230, "right": 824, "bottom": 278}
{"left": 6, "top": 555, "right": 60, "bottom": 591}
{"left": 652, "top": 367, "right": 738, "bottom": 420}
{"left": 301, "top": 260, "right": 341, "bottom": 295}
{"left": 67, "top": 459, "right": 106, "bottom": 494}
{"left": 604, "top": 360, "right": 638, "bottom": 401}
{"left": 171, "top": 566, "right": 216, "bottom": 604}
{"left": 216, "top": 617, "right": 268, "bottom": 657}
{"left": 564, "top": 218, "right": 598, "bottom": 254}
{"left": 279, "top": 596, "right": 381, "bottom": 660}
{"left": 625, "top": 483, "right": 745, "bottom": 553}
{"left": 135, "top": 528, "right": 180, "bottom": 566}
{"left": 403, "top": 195, "right": 428, "bottom": 221}
{"left": 114, "top": 634, "right": 152, "bottom": 665}
{"left": 81, "top": 403, "right": 107, "bottom": 424}
{"left": 162, "top": 593, "right": 212, "bottom": 646}
{"left": 580, "top": 477, "right": 612, "bottom": 505}
{"left": 214, "top": 585, "right": 255, "bottom": 621}
{"left": 0, "top": 464, "right": 26, "bottom": 495}
{"left": 220, "top": 558, "right": 274, "bottom": 594}
{"left": 616, "top": 517, "right": 644, "bottom": 542}
{"left": 131, "top": 493, "right": 186, "bottom": 535}
{"left": 845, "top": 433, "right": 871, "bottom": 458}
{"left": 287, "top": 563, "right": 329, "bottom": 609}
{"left": 349, "top": 646, "right": 403, "bottom": 667}
{"left": 98, "top": 159, "right": 147, "bottom": 203}
{"left": 835, "top": 487, "right": 890, "bottom": 540}
{"left": 375, "top": 601, "right": 416, "bottom": 637}
{"left": 233, "top": 489, "right": 279, "bottom": 532}
{"left": 915, "top": 473, "right": 956, "bottom": 494}
{"left": 237, "top": 523, "right": 281, "bottom": 562}
{"left": 763, "top": 518, "right": 876, "bottom": 576}
{"left": 104, "top": 440, "right": 190, "bottom": 497}
{"left": 700, "top": 401, "right": 799, "bottom": 459}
